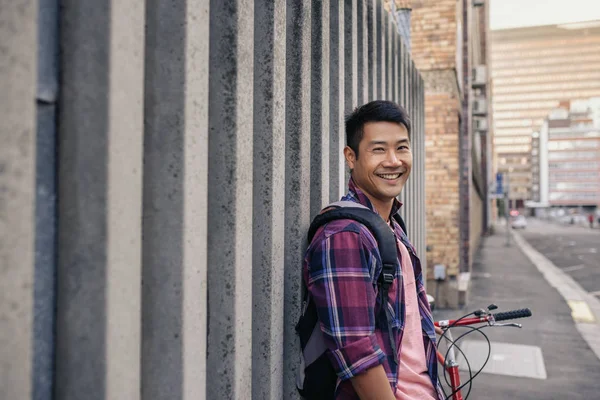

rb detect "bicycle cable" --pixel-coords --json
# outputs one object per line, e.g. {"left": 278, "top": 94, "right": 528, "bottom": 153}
{"left": 442, "top": 325, "right": 492, "bottom": 400}
{"left": 437, "top": 311, "right": 475, "bottom": 399}
{"left": 440, "top": 326, "right": 474, "bottom": 399}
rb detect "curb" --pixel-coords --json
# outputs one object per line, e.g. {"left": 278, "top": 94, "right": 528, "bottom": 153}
{"left": 512, "top": 229, "right": 600, "bottom": 362}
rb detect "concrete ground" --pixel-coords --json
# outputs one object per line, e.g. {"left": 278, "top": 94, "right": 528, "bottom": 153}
{"left": 432, "top": 221, "right": 600, "bottom": 400}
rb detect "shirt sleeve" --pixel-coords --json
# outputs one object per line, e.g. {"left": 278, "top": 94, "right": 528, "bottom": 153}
{"left": 306, "top": 229, "right": 386, "bottom": 381}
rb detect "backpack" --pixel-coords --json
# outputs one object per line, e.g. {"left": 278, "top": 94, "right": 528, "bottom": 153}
{"left": 295, "top": 201, "right": 407, "bottom": 399}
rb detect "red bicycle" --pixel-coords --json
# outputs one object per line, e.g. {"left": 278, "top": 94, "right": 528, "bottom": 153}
{"left": 434, "top": 304, "right": 532, "bottom": 400}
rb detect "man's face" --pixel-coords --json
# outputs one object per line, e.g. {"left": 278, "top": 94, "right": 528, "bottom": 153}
{"left": 344, "top": 121, "right": 412, "bottom": 206}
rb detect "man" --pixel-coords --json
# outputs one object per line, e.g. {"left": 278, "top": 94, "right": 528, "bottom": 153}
{"left": 303, "top": 100, "right": 442, "bottom": 399}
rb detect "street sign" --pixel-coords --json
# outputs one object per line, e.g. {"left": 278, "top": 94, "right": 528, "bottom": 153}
{"left": 495, "top": 173, "right": 504, "bottom": 195}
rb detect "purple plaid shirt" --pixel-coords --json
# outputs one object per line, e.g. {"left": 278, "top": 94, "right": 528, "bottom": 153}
{"left": 303, "top": 178, "right": 443, "bottom": 399}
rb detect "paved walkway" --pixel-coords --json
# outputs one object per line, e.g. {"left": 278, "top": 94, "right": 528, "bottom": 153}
{"left": 433, "top": 222, "right": 600, "bottom": 400}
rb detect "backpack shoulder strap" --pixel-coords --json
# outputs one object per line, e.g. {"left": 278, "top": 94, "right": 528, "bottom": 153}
{"left": 307, "top": 202, "right": 398, "bottom": 290}
{"left": 392, "top": 212, "right": 407, "bottom": 236}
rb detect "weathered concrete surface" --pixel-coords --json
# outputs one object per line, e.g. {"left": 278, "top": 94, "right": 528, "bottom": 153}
{"left": 283, "top": 2, "right": 312, "bottom": 398}
{"left": 207, "top": 0, "right": 254, "bottom": 398}
{"left": 251, "top": 1, "right": 286, "bottom": 399}
{"left": 0, "top": 1, "right": 37, "bottom": 399}
{"left": 3, "top": 2, "right": 428, "bottom": 400}
{"left": 142, "top": 0, "right": 209, "bottom": 399}
{"left": 56, "top": 1, "right": 144, "bottom": 399}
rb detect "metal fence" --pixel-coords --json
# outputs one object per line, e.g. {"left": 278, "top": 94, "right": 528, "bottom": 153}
{"left": 0, "top": 0, "right": 425, "bottom": 399}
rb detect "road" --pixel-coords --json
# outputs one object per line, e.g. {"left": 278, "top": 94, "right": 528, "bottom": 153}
{"left": 433, "top": 219, "right": 600, "bottom": 399}
{"left": 518, "top": 218, "right": 600, "bottom": 299}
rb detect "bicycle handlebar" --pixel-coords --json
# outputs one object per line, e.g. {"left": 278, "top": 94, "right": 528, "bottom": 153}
{"left": 492, "top": 308, "right": 532, "bottom": 322}
{"left": 435, "top": 307, "right": 532, "bottom": 328}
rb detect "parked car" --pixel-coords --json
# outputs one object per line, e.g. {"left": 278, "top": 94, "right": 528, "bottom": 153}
{"left": 511, "top": 215, "right": 527, "bottom": 229}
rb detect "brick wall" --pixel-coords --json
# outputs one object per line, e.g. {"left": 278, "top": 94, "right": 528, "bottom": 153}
{"left": 424, "top": 92, "right": 461, "bottom": 277}
{"left": 411, "top": 0, "right": 459, "bottom": 71}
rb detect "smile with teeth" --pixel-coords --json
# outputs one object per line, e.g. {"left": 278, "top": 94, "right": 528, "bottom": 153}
{"left": 376, "top": 172, "right": 403, "bottom": 180}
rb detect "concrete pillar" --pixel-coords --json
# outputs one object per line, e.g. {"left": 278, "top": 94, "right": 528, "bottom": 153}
{"left": 310, "top": 0, "right": 330, "bottom": 218}
{"left": 56, "top": 1, "right": 144, "bottom": 399}
{"left": 379, "top": 1, "right": 386, "bottom": 100}
{"left": 356, "top": 0, "right": 367, "bottom": 105}
{"left": 0, "top": 1, "right": 37, "bottom": 399}
{"left": 206, "top": 0, "right": 254, "bottom": 398}
{"left": 283, "top": 2, "right": 311, "bottom": 398}
{"left": 251, "top": 1, "right": 286, "bottom": 399}
{"left": 142, "top": 0, "right": 209, "bottom": 399}
{"left": 373, "top": 0, "right": 383, "bottom": 101}
{"left": 343, "top": 0, "right": 355, "bottom": 113}
{"left": 368, "top": 0, "right": 375, "bottom": 101}
{"left": 329, "top": 1, "right": 345, "bottom": 202}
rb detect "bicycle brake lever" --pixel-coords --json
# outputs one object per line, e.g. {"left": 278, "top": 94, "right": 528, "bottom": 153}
{"left": 491, "top": 322, "right": 522, "bottom": 328}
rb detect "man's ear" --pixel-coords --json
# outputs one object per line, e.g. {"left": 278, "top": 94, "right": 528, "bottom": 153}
{"left": 343, "top": 146, "right": 356, "bottom": 170}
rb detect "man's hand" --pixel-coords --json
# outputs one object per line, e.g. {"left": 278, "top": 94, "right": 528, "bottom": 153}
{"left": 435, "top": 326, "right": 444, "bottom": 335}
{"left": 351, "top": 364, "right": 396, "bottom": 400}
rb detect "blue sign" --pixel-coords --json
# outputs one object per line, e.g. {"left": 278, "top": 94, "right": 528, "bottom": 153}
{"left": 496, "top": 173, "right": 504, "bottom": 195}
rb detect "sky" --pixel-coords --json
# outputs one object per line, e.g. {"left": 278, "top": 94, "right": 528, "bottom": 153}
{"left": 490, "top": 0, "right": 600, "bottom": 30}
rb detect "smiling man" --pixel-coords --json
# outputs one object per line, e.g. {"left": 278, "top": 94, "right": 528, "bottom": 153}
{"left": 303, "top": 100, "right": 443, "bottom": 399}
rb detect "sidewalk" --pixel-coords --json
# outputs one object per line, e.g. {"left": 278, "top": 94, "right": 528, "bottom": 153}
{"left": 432, "top": 223, "right": 600, "bottom": 400}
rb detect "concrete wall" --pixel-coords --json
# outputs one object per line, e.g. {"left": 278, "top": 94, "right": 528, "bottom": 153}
{"left": 0, "top": 1, "right": 38, "bottom": 399}
{"left": 0, "top": 1, "right": 425, "bottom": 399}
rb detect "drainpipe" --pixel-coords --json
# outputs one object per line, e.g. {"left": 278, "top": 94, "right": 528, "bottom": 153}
{"left": 459, "top": 0, "right": 471, "bottom": 274}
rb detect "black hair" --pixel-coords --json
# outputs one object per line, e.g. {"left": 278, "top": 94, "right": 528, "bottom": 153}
{"left": 345, "top": 100, "right": 411, "bottom": 157}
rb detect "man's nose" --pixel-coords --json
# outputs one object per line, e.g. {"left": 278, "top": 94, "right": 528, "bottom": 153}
{"left": 383, "top": 150, "right": 402, "bottom": 166}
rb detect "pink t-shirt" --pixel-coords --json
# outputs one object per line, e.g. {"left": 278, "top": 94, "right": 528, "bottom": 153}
{"left": 395, "top": 239, "right": 437, "bottom": 400}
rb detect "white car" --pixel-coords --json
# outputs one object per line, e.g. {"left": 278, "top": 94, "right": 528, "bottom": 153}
{"left": 511, "top": 215, "right": 527, "bottom": 229}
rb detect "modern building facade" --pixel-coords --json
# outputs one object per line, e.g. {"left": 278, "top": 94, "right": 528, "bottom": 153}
{"left": 491, "top": 20, "right": 600, "bottom": 207}
{"left": 533, "top": 99, "right": 600, "bottom": 208}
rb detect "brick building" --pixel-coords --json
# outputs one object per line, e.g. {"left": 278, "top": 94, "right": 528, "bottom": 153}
{"left": 387, "top": 0, "right": 493, "bottom": 307}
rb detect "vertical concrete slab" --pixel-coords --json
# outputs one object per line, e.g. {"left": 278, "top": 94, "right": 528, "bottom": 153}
{"left": 356, "top": 0, "right": 365, "bottom": 104}
{"left": 379, "top": 1, "right": 386, "bottom": 99}
{"left": 374, "top": 0, "right": 382, "bottom": 100}
{"left": 283, "top": 2, "right": 311, "bottom": 398}
{"left": 391, "top": 21, "right": 398, "bottom": 104}
{"left": 344, "top": 0, "right": 356, "bottom": 112}
{"left": 142, "top": 0, "right": 209, "bottom": 399}
{"left": 360, "top": 0, "right": 369, "bottom": 104}
{"left": 56, "top": 1, "right": 144, "bottom": 399}
{"left": 207, "top": 0, "right": 254, "bottom": 398}
{"left": 368, "top": 0, "right": 376, "bottom": 101}
{"left": 252, "top": 1, "right": 286, "bottom": 399}
{"left": 385, "top": 11, "right": 392, "bottom": 100}
{"left": 0, "top": 1, "right": 37, "bottom": 399}
{"left": 310, "top": 0, "right": 330, "bottom": 217}
{"left": 343, "top": 0, "right": 356, "bottom": 184}
{"left": 329, "top": 1, "right": 345, "bottom": 202}
{"left": 398, "top": 45, "right": 413, "bottom": 209}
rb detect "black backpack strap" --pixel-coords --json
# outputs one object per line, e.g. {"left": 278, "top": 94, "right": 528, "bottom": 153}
{"left": 392, "top": 212, "right": 407, "bottom": 236}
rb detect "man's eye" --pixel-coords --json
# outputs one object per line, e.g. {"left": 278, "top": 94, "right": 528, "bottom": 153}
{"left": 398, "top": 146, "right": 409, "bottom": 151}
{"left": 373, "top": 147, "right": 385, "bottom": 153}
